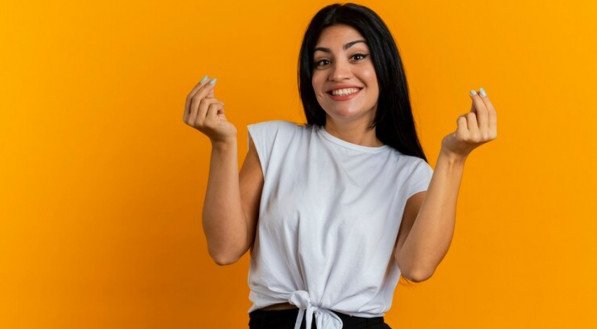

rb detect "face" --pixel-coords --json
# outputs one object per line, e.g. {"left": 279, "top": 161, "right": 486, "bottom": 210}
{"left": 311, "top": 24, "right": 379, "bottom": 125}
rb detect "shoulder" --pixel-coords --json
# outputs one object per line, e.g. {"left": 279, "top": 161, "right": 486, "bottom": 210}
{"left": 247, "top": 120, "right": 305, "bottom": 132}
{"left": 384, "top": 152, "right": 434, "bottom": 184}
{"left": 406, "top": 155, "right": 433, "bottom": 173}
{"left": 406, "top": 155, "right": 431, "bottom": 168}
{"left": 387, "top": 150, "right": 431, "bottom": 170}
{"left": 247, "top": 120, "right": 308, "bottom": 144}
{"left": 401, "top": 155, "right": 433, "bottom": 184}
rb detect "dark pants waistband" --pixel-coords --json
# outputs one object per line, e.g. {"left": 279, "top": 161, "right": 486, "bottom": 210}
{"left": 249, "top": 308, "right": 390, "bottom": 329}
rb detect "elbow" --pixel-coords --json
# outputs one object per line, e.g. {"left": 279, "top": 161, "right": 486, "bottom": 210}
{"left": 211, "top": 252, "right": 240, "bottom": 266}
{"left": 208, "top": 247, "right": 245, "bottom": 266}
{"left": 204, "top": 228, "right": 254, "bottom": 266}
{"left": 212, "top": 256, "right": 238, "bottom": 266}
{"left": 401, "top": 267, "right": 435, "bottom": 283}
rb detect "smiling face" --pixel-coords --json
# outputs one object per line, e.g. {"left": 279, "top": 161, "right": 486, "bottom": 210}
{"left": 311, "top": 24, "right": 379, "bottom": 125}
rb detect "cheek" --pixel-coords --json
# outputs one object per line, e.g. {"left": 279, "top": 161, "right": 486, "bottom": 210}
{"left": 364, "top": 70, "right": 379, "bottom": 94}
{"left": 365, "top": 75, "right": 380, "bottom": 103}
{"left": 311, "top": 74, "right": 325, "bottom": 97}
{"left": 364, "top": 68, "right": 377, "bottom": 83}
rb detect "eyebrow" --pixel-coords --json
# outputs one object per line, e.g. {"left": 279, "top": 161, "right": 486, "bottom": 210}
{"left": 314, "top": 40, "right": 368, "bottom": 53}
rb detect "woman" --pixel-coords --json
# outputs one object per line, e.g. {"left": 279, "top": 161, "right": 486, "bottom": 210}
{"left": 183, "top": 3, "right": 497, "bottom": 329}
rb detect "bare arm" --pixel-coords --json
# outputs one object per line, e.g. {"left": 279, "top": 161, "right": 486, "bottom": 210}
{"left": 394, "top": 155, "right": 464, "bottom": 282}
{"left": 202, "top": 137, "right": 263, "bottom": 265}
{"left": 394, "top": 88, "right": 497, "bottom": 282}
{"left": 183, "top": 76, "right": 263, "bottom": 266}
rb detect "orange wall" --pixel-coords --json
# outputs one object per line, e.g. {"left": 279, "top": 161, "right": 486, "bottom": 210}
{"left": 1, "top": 0, "right": 596, "bottom": 328}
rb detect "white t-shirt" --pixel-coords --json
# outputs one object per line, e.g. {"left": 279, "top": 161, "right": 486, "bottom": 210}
{"left": 246, "top": 120, "right": 433, "bottom": 329}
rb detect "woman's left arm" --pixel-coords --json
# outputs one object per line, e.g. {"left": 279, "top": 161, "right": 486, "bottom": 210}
{"left": 395, "top": 88, "right": 498, "bottom": 282}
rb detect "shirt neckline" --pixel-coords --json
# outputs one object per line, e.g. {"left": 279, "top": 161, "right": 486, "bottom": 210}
{"left": 316, "top": 125, "right": 390, "bottom": 154}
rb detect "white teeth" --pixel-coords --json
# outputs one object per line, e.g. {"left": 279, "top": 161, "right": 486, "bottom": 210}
{"left": 331, "top": 88, "right": 359, "bottom": 96}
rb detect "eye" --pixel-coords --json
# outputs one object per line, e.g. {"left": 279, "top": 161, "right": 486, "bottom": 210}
{"left": 314, "top": 59, "right": 330, "bottom": 68}
{"left": 351, "top": 53, "right": 369, "bottom": 62}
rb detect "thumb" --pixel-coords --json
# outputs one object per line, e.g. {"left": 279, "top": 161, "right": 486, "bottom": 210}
{"left": 208, "top": 78, "right": 217, "bottom": 97}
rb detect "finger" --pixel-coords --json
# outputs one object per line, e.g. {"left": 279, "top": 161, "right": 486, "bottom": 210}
{"left": 189, "top": 97, "right": 216, "bottom": 125}
{"left": 205, "top": 101, "right": 224, "bottom": 123}
{"left": 188, "top": 75, "right": 210, "bottom": 98}
{"left": 479, "top": 88, "right": 497, "bottom": 139}
{"left": 205, "top": 97, "right": 224, "bottom": 120}
{"left": 471, "top": 89, "right": 490, "bottom": 137}
{"left": 187, "top": 95, "right": 206, "bottom": 124}
{"left": 470, "top": 89, "right": 488, "bottom": 115}
{"left": 195, "top": 98, "right": 223, "bottom": 126}
{"left": 206, "top": 78, "right": 217, "bottom": 98}
{"left": 185, "top": 76, "right": 212, "bottom": 122}
{"left": 197, "top": 101, "right": 224, "bottom": 127}
{"left": 456, "top": 115, "right": 469, "bottom": 140}
{"left": 468, "top": 90, "right": 477, "bottom": 114}
{"left": 185, "top": 75, "right": 210, "bottom": 119}
{"left": 466, "top": 112, "right": 481, "bottom": 141}
{"left": 194, "top": 78, "right": 217, "bottom": 101}
{"left": 187, "top": 81, "right": 217, "bottom": 122}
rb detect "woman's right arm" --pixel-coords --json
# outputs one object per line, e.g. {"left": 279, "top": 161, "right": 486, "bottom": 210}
{"left": 183, "top": 76, "right": 264, "bottom": 265}
{"left": 203, "top": 137, "right": 263, "bottom": 265}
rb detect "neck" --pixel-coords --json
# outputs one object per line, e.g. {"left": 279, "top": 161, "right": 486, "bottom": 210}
{"left": 324, "top": 118, "right": 383, "bottom": 147}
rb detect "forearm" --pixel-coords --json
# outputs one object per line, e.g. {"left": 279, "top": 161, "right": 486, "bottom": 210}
{"left": 397, "top": 151, "right": 466, "bottom": 280}
{"left": 202, "top": 139, "right": 246, "bottom": 264}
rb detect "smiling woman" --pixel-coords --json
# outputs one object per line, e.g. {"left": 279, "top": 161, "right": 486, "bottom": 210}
{"left": 183, "top": 2, "right": 497, "bottom": 329}
{"left": 310, "top": 25, "right": 381, "bottom": 144}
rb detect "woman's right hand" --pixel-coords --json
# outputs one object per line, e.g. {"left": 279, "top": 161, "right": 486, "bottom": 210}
{"left": 183, "top": 76, "right": 237, "bottom": 144}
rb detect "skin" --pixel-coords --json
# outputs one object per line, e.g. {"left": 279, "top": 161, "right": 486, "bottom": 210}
{"left": 184, "top": 24, "right": 498, "bottom": 285}
{"left": 311, "top": 24, "right": 382, "bottom": 147}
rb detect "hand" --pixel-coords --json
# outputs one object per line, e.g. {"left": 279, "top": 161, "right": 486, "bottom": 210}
{"left": 441, "top": 88, "right": 498, "bottom": 161}
{"left": 183, "top": 75, "right": 237, "bottom": 144}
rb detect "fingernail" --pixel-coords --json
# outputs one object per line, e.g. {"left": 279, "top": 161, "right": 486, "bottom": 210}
{"left": 209, "top": 78, "right": 217, "bottom": 85}
{"left": 200, "top": 75, "right": 209, "bottom": 84}
{"left": 479, "top": 87, "right": 487, "bottom": 97}
{"left": 470, "top": 89, "right": 477, "bottom": 96}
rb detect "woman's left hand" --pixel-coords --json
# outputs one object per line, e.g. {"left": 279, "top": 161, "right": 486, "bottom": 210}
{"left": 440, "top": 88, "right": 498, "bottom": 161}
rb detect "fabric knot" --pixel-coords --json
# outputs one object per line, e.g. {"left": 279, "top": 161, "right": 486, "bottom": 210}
{"left": 289, "top": 290, "right": 311, "bottom": 308}
{"left": 288, "top": 290, "right": 343, "bottom": 329}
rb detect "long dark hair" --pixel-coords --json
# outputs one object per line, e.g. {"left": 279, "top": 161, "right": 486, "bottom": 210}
{"left": 298, "top": 3, "right": 427, "bottom": 161}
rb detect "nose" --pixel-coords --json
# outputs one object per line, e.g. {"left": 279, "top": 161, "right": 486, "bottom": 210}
{"left": 328, "top": 60, "right": 352, "bottom": 81}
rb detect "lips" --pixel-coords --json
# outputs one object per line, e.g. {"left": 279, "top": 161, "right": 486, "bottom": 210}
{"left": 323, "top": 83, "right": 365, "bottom": 102}
{"left": 326, "top": 88, "right": 362, "bottom": 101}
{"left": 329, "top": 88, "right": 359, "bottom": 96}
{"left": 326, "top": 85, "right": 363, "bottom": 95}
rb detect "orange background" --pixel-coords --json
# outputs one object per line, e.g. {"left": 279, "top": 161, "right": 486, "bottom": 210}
{"left": 1, "top": 0, "right": 596, "bottom": 328}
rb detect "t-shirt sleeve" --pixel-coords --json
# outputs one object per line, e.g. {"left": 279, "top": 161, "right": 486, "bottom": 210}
{"left": 246, "top": 120, "right": 292, "bottom": 177}
{"left": 405, "top": 158, "right": 434, "bottom": 199}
